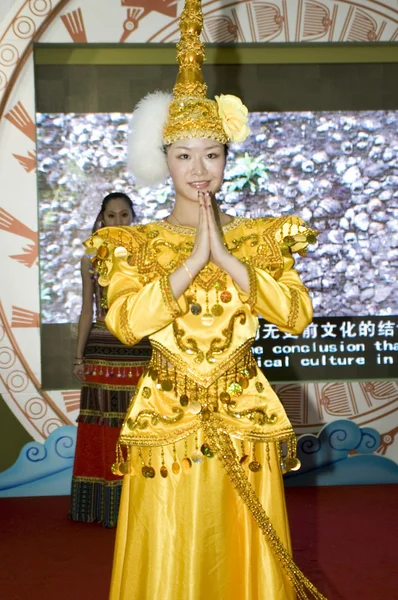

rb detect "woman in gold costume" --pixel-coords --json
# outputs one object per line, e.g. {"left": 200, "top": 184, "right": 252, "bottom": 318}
{"left": 86, "top": 2, "right": 326, "bottom": 598}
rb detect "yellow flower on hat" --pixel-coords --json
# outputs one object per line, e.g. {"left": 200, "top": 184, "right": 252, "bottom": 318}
{"left": 215, "top": 94, "right": 251, "bottom": 143}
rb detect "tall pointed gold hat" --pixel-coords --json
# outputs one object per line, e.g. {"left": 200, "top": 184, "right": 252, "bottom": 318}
{"left": 128, "top": 0, "right": 250, "bottom": 186}
{"left": 163, "top": 0, "right": 250, "bottom": 145}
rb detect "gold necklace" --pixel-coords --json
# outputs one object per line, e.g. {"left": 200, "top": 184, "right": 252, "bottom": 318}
{"left": 169, "top": 212, "right": 183, "bottom": 226}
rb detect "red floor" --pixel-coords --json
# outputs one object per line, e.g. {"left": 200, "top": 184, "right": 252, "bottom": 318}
{"left": 1, "top": 485, "right": 397, "bottom": 600}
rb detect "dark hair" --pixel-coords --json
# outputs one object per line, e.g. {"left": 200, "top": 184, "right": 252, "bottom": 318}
{"left": 92, "top": 192, "right": 136, "bottom": 233}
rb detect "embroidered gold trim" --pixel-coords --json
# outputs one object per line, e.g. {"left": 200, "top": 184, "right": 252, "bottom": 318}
{"left": 159, "top": 216, "right": 244, "bottom": 236}
{"left": 83, "top": 382, "right": 137, "bottom": 392}
{"left": 120, "top": 298, "right": 139, "bottom": 345}
{"left": 159, "top": 276, "right": 184, "bottom": 319}
{"left": 287, "top": 288, "right": 300, "bottom": 330}
{"left": 108, "top": 286, "right": 139, "bottom": 308}
{"left": 222, "top": 422, "right": 295, "bottom": 444}
{"left": 227, "top": 233, "right": 259, "bottom": 252}
{"left": 151, "top": 338, "right": 254, "bottom": 388}
{"left": 79, "top": 409, "right": 127, "bottom": 419}
{"left": 245, "top": 262, "right": 257, "bottom": 308}
{"left": 72, "top": 475, "right": 122, "bottom": 486}
{"left": 119, "top": 421, "right": 202, "bottom": 447}
{"left": 85, "top": 359, "right": 149, "bottom": 368}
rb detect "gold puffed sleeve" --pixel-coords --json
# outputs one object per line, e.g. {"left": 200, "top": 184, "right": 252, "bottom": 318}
{"left": 84, "top": 226, "right": 189, "bottom": 345}
{"left": 234, "top": 216, "right": 318, "bottom": 335}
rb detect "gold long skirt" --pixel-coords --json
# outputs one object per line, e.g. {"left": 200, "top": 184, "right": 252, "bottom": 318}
{"left": 109, "top": 440, "right": 296, "bottom": 600}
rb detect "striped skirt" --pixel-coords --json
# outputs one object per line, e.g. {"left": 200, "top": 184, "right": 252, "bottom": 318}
{"left": 69, "top": 322, "right": 151, "bottom": 527}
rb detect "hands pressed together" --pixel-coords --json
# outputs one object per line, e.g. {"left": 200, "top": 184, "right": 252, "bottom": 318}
{"left": 170, "top": 191, "right": 250, "bottom": 300}
{"left": 188, "top": 191, "right": 230, "bottom": 273}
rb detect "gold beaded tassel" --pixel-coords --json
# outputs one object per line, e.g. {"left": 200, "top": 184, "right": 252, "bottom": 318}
{"left": 189, "top": 283, "right": 202, "bottom": 316}
{"left": 139, "top": 447, "right": 155, "bottom": 479}
{"left": 202, "top": 421, "right": 327, "bottom": 600}
{"left": 180, "top": 376, "right": 189, "bottom": 408}
{"left": 240, "top": 440, "right": 249, "bottom": 465}
{"left": 191, "top": 433, "right": 203, "bottom": 464}
{"left": 111, "top": 442, "right": 128, "bottom": 476}
{"left": 248, "top": 442, "right": 262, "bottom": 473}
{"left": 160, "top": 446, "right": 168, "bottom": 478}
{"left": 182, "top": 438, "right": 192, "bottom": 473}
{"left": 201, "top": 291, "right": 214, "bottom": 326}
{"left": 172, "top": 443, "right": 181, "bottom": 474}
{"left": 211, "top": 282, "right": 224, "bottom": 317}
{"left": 285, "top": 435, "right": 301, "bottom": 473}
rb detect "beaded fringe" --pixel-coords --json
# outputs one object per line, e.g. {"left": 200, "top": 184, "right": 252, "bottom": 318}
{"left": 203, "top": 422, "right": 327, "bottom": 600}
{"left": 113, "top": 424, "right": 326, "bottom": 599}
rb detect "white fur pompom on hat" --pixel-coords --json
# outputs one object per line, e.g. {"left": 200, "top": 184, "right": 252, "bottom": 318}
{"left": 128, "top": 91, "right": 172, "bottom": 187}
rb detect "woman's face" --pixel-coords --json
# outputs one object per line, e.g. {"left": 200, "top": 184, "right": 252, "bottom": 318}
{"left": 167, "top": 138, "right": 226, "bottom": 204}
{"left": 102, "top": 198, "right": 133, "bottom": 226}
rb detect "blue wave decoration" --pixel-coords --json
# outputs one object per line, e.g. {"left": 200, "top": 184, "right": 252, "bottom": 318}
{"left": 285, "top": 419, "right": 398, "bottom": 486}
{"left": 0, "top": 425, "right": 76, "bottom": 497}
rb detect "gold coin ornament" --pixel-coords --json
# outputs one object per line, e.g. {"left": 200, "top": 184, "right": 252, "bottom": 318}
{"left": 142, "top": 387, "right": 152, "bottom": 399}
{"left": 161, "top": 379, "right": 173, "bottom": 392}
{"left": 179, "top": 394, "right": 189, "bottom": 407}
{"left": 114, "top": 246, "right": 128, "bottom": 259}
{"left": 190, "top": 303, "right": 202, "bottom": 316}
{"left": 191, "top": 451, "right": 203, "bottom": 464}
{"left": 160, "top": 466, "right": 169, "bottom": 478}
{"left": 255, "top": 381, "right": 264, "bottom": 393}
{"left": 201, "top": 443, "right": 214, "bottom": 458}
{"left": 211, "top": 303, "right": 224, "bottom": 317}
{"left": 219, "top": 392, "right": 231, "bottom": 404}
{"left": 285, "top": 457, "right": 301, "bottom": 472}
{"left": 111, "top": 463, "right": 122, "bottom": 476}
{"left": 119, "top": 462, "right": 131, "bottom": 475}
{"left": 220, "top": 291, "right": 232, "bottom": 303}
{"left": 248, "top": 460, "right": 262, "bottom": 473}
{"left": 201, "top": 407, "right": 211, "bottom": 421}
{"left": 228, "top": 382, "right": 243, "bottom": 397}
{"left": 201, "top": 312, "right": 214, "bottom": 327}
{"left": 142, "top": 465, "right": 156, "bottom": 478}
{"left": 248, "top": 366, "right": 257, "bottom": 379}
{"left": 237, "top": 376, "right": 249, "bottom": 390}
{"left": 97, "top": 244, "right": 109, "bottom": 259}
{"left": 172, "top": 461, "right": 181, "bottom": 474}
{"left": 187, "top": 400, "right": 202, "bottom": 414}
{"left": 182, "top": 457, "right": 192, "bottom": 473}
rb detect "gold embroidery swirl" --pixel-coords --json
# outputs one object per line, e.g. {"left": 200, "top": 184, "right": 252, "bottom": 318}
{"left": 225, "top": 404, "right": 278, "bottom": 426}
{"left": 227, "top": 233, "right": 259, "bottom": 252}
{"left": 127, "top": 407, "right": 184, "bottom": 431}
{"left": 173, "top": 322, "right": 205, "bottom": 363}
{"left": 206, "top": 309, "right": 246, "bottom": 363}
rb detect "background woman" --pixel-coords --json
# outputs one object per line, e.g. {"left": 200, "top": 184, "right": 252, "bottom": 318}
{"left": 70, "top": 192, "right": 151, "bottom": 528}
